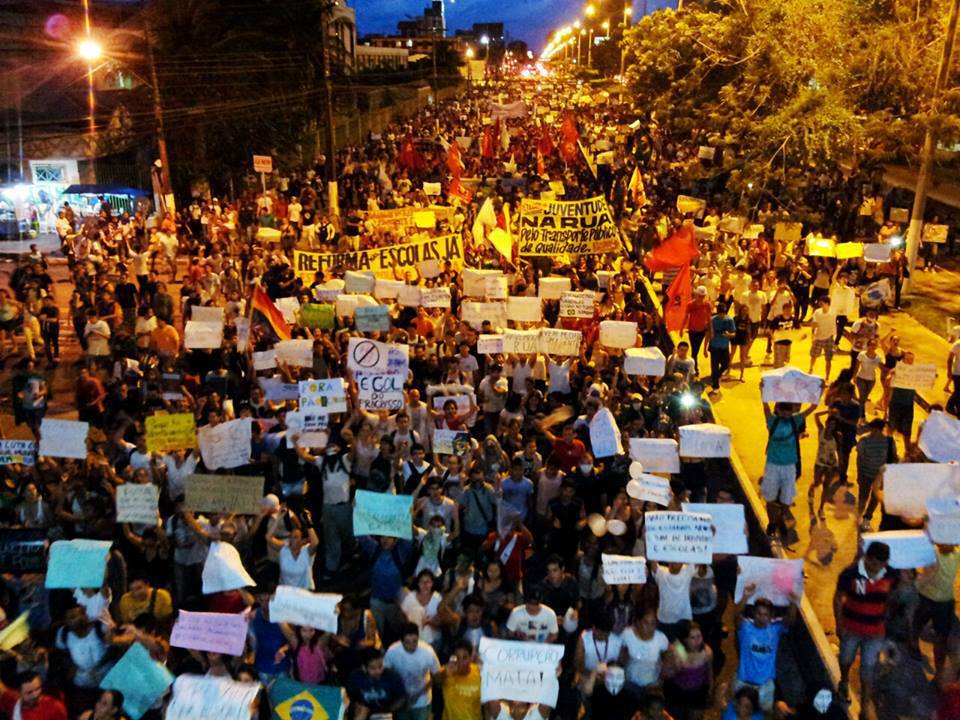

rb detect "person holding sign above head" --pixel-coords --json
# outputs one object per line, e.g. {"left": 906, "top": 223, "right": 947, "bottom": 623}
{"left": 277, "top": 516, "right": 319, "bottom": 590}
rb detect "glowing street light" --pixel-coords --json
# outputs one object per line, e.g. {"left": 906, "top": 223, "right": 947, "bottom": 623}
{"left": 480, "top": 34, "right": 490, "bottom": 45}
{"left": 77, "top": 38, "right": 102, "bottom": 62}
{"left": 585, "top": 4, "right": 596, "bottom": 18}
{"left": 466, "top": 46, "right": 475, "bottom": 58}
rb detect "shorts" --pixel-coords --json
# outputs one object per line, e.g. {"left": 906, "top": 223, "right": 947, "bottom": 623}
{"left": 813, "top": 463, "right": 838, "bottom": 476}
{"left": 914, "top": 595, "right": 956, "bottom": 638}
{"left": 838, "top": 633, "right": 884, "bottom": 683}
{"left": 761, "top": 462, "right": 797, "bottom": 505}
{"left": 888, "top": 402, "right": 914, "bottom": 435}
{"left": 810, "top": 339, "right": 835, "bottom": 359}
{"left": 749, "top": 321, "right": 762, "bottom": 339}
{"left": 733, "top": 678, "right": 775, "bottom": 711}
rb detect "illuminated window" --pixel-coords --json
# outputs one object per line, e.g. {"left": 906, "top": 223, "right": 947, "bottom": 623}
{"left": 33, "top": 164, "right": 65, "bottom": 182}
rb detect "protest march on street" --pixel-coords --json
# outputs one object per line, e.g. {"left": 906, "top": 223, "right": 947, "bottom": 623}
{"left": 3, "top": 45, "right": 960, "bottom": 720}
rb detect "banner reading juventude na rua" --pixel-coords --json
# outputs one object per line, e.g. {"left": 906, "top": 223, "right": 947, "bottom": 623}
{"left": 518, "top": 195, "right": 621, "bottom": 256}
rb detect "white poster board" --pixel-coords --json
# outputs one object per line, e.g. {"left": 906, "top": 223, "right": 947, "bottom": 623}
{"left": 502, "top": 329, "right": 540, "bottom": 355}
{"left": 559, "top": 291, "right": 595, "bottom": 318}
{"left": 919, "top": 411, "right": 960, "bottom": 463}
{"left": 863, "top": 530, "right": 937, "bottom": 569}
{"left": 165, "top": 674, "right": 261, "bottom": 720}
{"left": 539, "top": 277, "right": 572, "bottom": 300}
{"left": 202, "top": 541, "right": 255, "bottom": 594}
{"left": 629, "top": 438, "right": 680, "bottom": 473}
{"left": 268, "top": 586, "right": 342, "bottom": 632}
{"left": 115, "top": 484, "right": 160, "bottom": 525}
{"left": 275, "top": 339, "right": 314, "bottom": 368}
{"left": 760, "top": 367, "right": 824, "bottom": 404}
{"left": 344, "top": 270, "right": 376, "bottom": 294}
{"left": 539, "top": 328, "right": 581, "bottom": 357}
{"left": 477, "top": 334, "right": 504, "bottom": 354}
{"left": 681, "top": 503, "right": 749, "bottom": 554}
{"left": 734, "top": 556, "right": 804, "bottom": 605}
{"left": 882, "top": 463, "right": 960, "bottom": 518}
{"left": 679, "top": 423, "right": 731, "bottom": 458}
{"left": 627, "top": 474, "right": 671, "bottom": 506}
{"left": 421, "top": 287, "right": 452, "bottom": 309}
{"left": 39, "top": 419, "right": 89, "bottom": 460}
{"left": 183, "top": 321, "right": 224, "bottom": 349}
{"left": 601, "top": 554, "right": 648, "bottom": 585}
{"left": 298, "top": 378, "right": 348, "bottom": 414}
{"left": 506, "top": 296, "right": 542, "bottom": 322}
{"left": 197, "top": 418, "right": 252, "bottom": 470}
{"left": 927, "top": 497, "right": 960, "bottom": 544}
{"left": 461, "top": 302, "right": 508, "bottom": 331}
{"left": 478, "top": 638, "right": 563, "bottom": 706}
{"left": 644, "top": 511, "right": 714, "bottom": 564}
{"left": 589, "top": 408, "right": 623, "bottom": 458}
{"left": 624, "top": 347, "right": 666, "bottom": 377}
{"left": 891, "top": 363, "right": 937, "bottom": 391}
{"left": 599, "top": 320, "right": 637, "bottom": 349}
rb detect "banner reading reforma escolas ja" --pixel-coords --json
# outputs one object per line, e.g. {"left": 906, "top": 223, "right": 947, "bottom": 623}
{"left": 518, "top": 196, "right": 621, "bottom": 256}
{"left": 293, "top": 234, "right": 463, "bottom": 280}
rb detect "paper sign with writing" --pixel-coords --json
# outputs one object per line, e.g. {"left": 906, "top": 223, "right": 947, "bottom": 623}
{"left": 165, "top": 674, "right": 260, "bottom": 720}
{"left": 116, "top": 483, "right": 159, "bottom": 525}
{"left": 355, "top": 305, "right": 390, "bottom": 333}
{"left": 589, "top": 408, "right": 623, "bottom": 459}
{"left": 252, "top": 349, "right": 277, "bottom": 371}
{"left": 353, "top": 489, "right": 412, "bottom": 539}
{"left": 0, "top": 439, "right": 34, "bottom": 465}
{"left": 927, "top": 497, "right": 960, "bottom": 544}
{"left": 275, "top": 338, "right": 314, "bottom": 368}
{"left": 624, "top": 347, "right": 666, "bottom": 376}
{"left": 882, "top": 463, "right": 960, "bottom": 518}
{"left": 734, "top": 556, "right": 804, "bottom": 605}
{"left": 506, "top": 296, "right": 542, "bottom": 322}
{"left": 300, "top": 303, "right": 335, "bottom": 330}
{"left": 170, "top": 610, "right": 249, "bottom": 657}
{"left": 676, "top": 195, "right": 706, "bottom": 215}
{"left": 197, "top": 418, "right": 252, "bottom": 470}
{"left": 863, "top": 243, "right": 893, "bottom": 263}
{"left": 760, "top": 366, "right": 824, "bottom": 404}
{"left": 627, "top": 474, "right": 671, "bottom": 506}
{"left": 889, "top": 207, "right": 910, "bottom": 224}
{"left": 559, "top": 291, "right": 595, "bottom": 318}
{"left": 0, "top": 528, "right": 46, "bottom": 573}
{"left": 299, "top": 378, "right": 347, "bottom": 414}
{"left": 478, "top": 637, "right": 564, "bottom": 705}
{"left": 397, "top": 284, "right": 421, "bottom": 307}
{"left": 461, "top": 301, "right": 507, "bottom": 331}
{"left": 285, "top": 411, "right": 330, "bottom": 434}
{"left": 347, "top": 338, "right": 409, "bottom": 374}
{"left": 679, "top": 423, "right": 731, "bottom": 458}
{"left": 269, "top": 586, "right": 342, "bottom": 632}
{"left": 644, "top": 511, "right": 714, "bottom": 564}
{"left": 46, "top": 539, "right": 111, "bottom": 588}
{"left": 463, "top": 269, "right": 504, "bottom": 297}
{"left": 420, "top": 287, "right": 452, "bottom": 309}
{"left": 433, "top": 429, "right": 472, "bottom": 455}
{"left": 145, "top": 413, "right": 196, "bottom": 453}
{"left": 477, "top": 334, "right": 504, "bottom": 354}
{"left": 599, "top": 320, "right": 637, "bottom": 349}
{"left": 774, "top": 222, "right": 803, "bottom": 242}
{"left": 187, "top": 474, "right": 263, "bottom": 515}
{"left": 891, "top": 363, "right": 937, "bottom": 391}
{"left": 202, "top": 541, "right": 256, "bottom": 594}
{"left": 258, "top": 377, "right": 299, "bottom": 402}
{"left": 923, "top": 224, "right": 949, "bottom": 244}
{"left": 601, "top": 554, "right": 648, "bottom": 585}
{"left": 485, "top": 276, "right": 509, "bottom": 300}
{"left": 336, "top": 293, "right": 378, "bottom": 318}
{"left": 629, "top": 438, "right": 680, "bottom": 473}
{"left": 419, "top": 259, "right": 441, "bottom": 279}
{"left": 502, "top": 329, "right": 540, "bottom": 355}
{"left": 184, "top": 320, "right": 224, "bottom": 349}
{"left": 344, "top": 270, "right": 376, "bottom": 294}
{"left": 919, "top": 411, "right": 960, "bottom": 463}
{"left": 539, "top": 277, "right": 572, "bottom": 300}
{"left": 356, "top": 372, "right": 405, "bottom": 411}
{"left": 39, "top": 418, "right": 89, "bottom": 459}
{"left": 374, "top": 279, "right": 404, "bottom": 299}
{"left": 101, "top": 642, "right": 175, "bottom": 720}
{"left": 863, "top": 530, "right": 936, "bottom": 569}
{"left": 539, "top": 328, "right": 581, "bottom": 357}
{"left": 191, "top": 305, "right": 225, "bottom": 324}
{"left": 682, "top": 503, "right": 748, "bottom": 554}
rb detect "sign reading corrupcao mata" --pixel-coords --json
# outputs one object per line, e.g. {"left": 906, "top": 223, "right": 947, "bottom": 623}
{"left": 293, "top": 234, "right": 463, "bottom": 280}
{"left": 518, "top": 196, "right": 621, "bottom": 256}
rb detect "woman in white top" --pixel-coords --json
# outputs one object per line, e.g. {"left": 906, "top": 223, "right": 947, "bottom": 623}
{"left": 619, "top": 606, "right": 671, "bottom": 688}
{"left": 399, "top": 570, "right": 443, "bottom": 652}
{"left": 852, "top": 336, "right": 884, "bottom": 406}
{"left": 278, "top": 525, "right": 319, "bottom": 590}
{"left": 574, "top": 617, "right": 623, "bottom": 697}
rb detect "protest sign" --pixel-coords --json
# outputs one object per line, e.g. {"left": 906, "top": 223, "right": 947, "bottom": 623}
{"left": 806, "top": 236, "right": 837, "bottom": 257}
{"left": 599, "top": 320, "right": 637, "bottom": 348}
{"left": 197, "top": 418, "right": 251, "bottom": 470}
{"left": 681, "top": 503, "right": 749, "bottom": 554}
{"left": 347, "top": 338, "right": 409, "bottom": 374}
{"left": 506, "top": 296, "right": 542, "bottom": 322}
{"left": 116, "top": 483, "right": 159, "bottom": 525}
{"left": 743, "top": 224, "right": 766, "bottom": 240}
{"left": 293, "top": 233, "right": 463, "bottom": 281}
{"left": 275, "top": 297, "right": 301, "bottom": 325}
{"left": 165, "top": 674, "right": 260, "bottom": 720}
{"left": 882, "top": 463, "right": 960, "bottom": 517}
{"left": 191, "top": 305, "right": 224, "bottom": 324}
{"left": 46, "top": 539, "right": 111, "bottom": 588}
{"left": 431, "top": 395, "right": 475, "bottom": 425}
{"left": 923, "top": 224, "right": 949, "bottom": 244}
{"left": 676, "top": 195, "right": 706, "bottom": 215}
{"left": 39, "top": 418, "right": 88, "bottom": 459}
{"left": 734, "top": 556, "right": 804, "bottom": 605}
{"left": 356, "top": 372, "right": 405, "bottom": 411}
{"left": 202, "top": 541, "right": 256, "bottom": 593}
{"left": 338, "top": 293, "right": 382, "bottom": 318}
{"left": 184, "top": 320, "right": 224, "bottom": 349}
{"left": 461, "top": 301, "right": 507, "bottom": 330}
{"left": 463, "top": 269, "right": 503, "bottom": 297}
{"left": 760, "top": 367, "right": 824, "bottom": 404}
{"left": 0, "top": 529, "right": 46, "bottom": 573}
{"left": 313, "top": 281, "right": 344, "bottom": 303}
{"left": 397, "top": 285, "right": 422, "bottom": 307}
{"left": 919, "top": 411, "right": 960, "bottom": 463}
{"left": 299, "top": 378, "right": 347, "bottom": 414}
{"left": 0, "top": 612, "right": 29, "bottom": 651}
{"left": 717, "top": 216, "right": 746, "bottom": 235}
{"left": 269, "top": 586, "right": 342, "bottom": 632}
{"left": 502, "top": 329, "right": 541, "bottom": 354}
{"left": 863, "top": 530, "right": 936, "bottom": 569}
{"left": 420, "top": 287, "right": 452, "bottom": 308}
{"left": 629, "top": 438, "right": 681, "bottom": 473}
{"left": 836, "top": 242, "right": 864, "bottom": 259}
{"left": 353, "top": 489, "right": 412, "bottom": 539}
{"left": 285, "top": 410, "right": 329, "bottom": 435}
{"left": 0, "top": 439, "right": 34, "bottom": 465}
{"left": 269, "top": 678, "right": 344, "bottom": 720}
{"left": 275, "top": 338, "right": 314, "bottom": 368}
{"left": 624, "top": 347, "right": 666, "bottom": 376}
{"left": 889, "top": 207, "right": 910, "bottom": 223}
{"left": 145, "top": 413, "right": 196, "bottom": 453}
{"left": 679, "top": 423, "right": 731, "bottom": 458}
{"left": 344, "top": 270, "right": 376, "bottom": 294}
{"left": 478, "top": 637, "right": 564, "bottom": 705}
{"left": 518, "top": 196, "right": 620, "bottom": 256}
{"left": 539, "top": 328, "right": 581, "bottom": 356}
{"left": 299, "top": 303, "right": 335, "bottom": 330}
{"left": 101, "top": 642, "right": 175, "bottom": 720}
{"left": 170, "top": 610, "right": 249, "bottom": 656}
{"left": 477, "top": 334, "right": 504, "bottom": 354}
{"left": 433, "top": 429, "right": 472, "bottom": 455}
{"left": 589, "top": 408, "right": 623, "bottom": 458}
{"left": 774, "top": 222, "right": 803, "bottom": 242}
{"left": 419, "top": 259, "right": 441, "bottom": 278}
{"left": 626, "top": 474, "right": 671, "bottom": 506}
{"left": 559, "top": 291, "right": 595, "bottom": 318}
{"left": 490, "top": 100, "right": 528, "bottom": 119}
{"left": 354, "top": 305, "right": 390, "bottom": 333}
{"left": 927, "top": 498, "right": 960, "bottom": 544}
{"left": 601, "top": 554, "right": 648, "bottom": 585}
{"left": 891, "top": 363, "right": 937, "bottom": 391}
{"left": 644, "top": 511, "right": 713, "bottom": 564}
{"left": 235, "top": 317, "right": 250, "bottom": 352}
{"left": 374, "top": 278, "right": 404, "bottom": 299}
{"left": 863, "top": 243, "right": 893, "bottom": 263}
{"left": 187, "top": 474, "right": 264, "bottom": 515}
{"left": 258, "top": 378, "right": 299, "bottom": 402}
{"left": 485, "top": 276, "right": 509, "bottom": 300}
{"left": 539, "top": 277, "right": 572, "bottom": 299}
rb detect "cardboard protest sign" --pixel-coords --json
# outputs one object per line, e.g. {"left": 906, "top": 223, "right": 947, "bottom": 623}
{"left": 374, "top": 279, "right": 404, "bottom": 299}
{"left": 760, "top": 367, "right": 824, "bottom": 404}
{"left": 889, "top": 207, "right": 910, "bottom": 224}
{"left": 275, "top": 297, "right": 301, "bottom": 325}
{"left": 624, "top": 347, "right": 666, "bottom": 376}
{"left": 433, "top": 429, "right": 472, "bottom": 455}
{"left": 170, "top": 610, "right": 249, "bottom": 656}
{"left": 285, "top": 410, "right": 329, "bottom": 435}
{"left": 347, "top": 338, "right": 409, "bottom": 374}
{"left": 559, "top": 291, "right": 595, "bottom": 318}
{"left": 589, "top": 408, "right": 623, "bottom": 458}
{"left": 115, "top": 483, "right": 159, "bottom": 525}
{"left": 502, "top": 329, "right": 541, "bottom": 354}
{"left": 539, "top": 277, "right": 572, "bottom": 299}
{"left": 258, "top": 378, "right": 299, "bottom": 402}
{"left": 39, "top": 418, "right": 88, "bottom": 459}
{"left": 863, "top": 530, "right": 936, "bottom": 569}
{"left": 734, "top": 556, "right": 804, "bottom": 605}
{"left": 184, "top": 320, "right": 223, "bottom": 349}
{"left": 485, "top": 276, "right": 509, "bottom": 300}
{"left": 421, "top": 287, "right": 452, "bottom": 309}
{"left": 477, "top": 334, "right": 504, "bottom": 354}
{"left": 46, "top": 539, "right": 111, "bottom": 588}
{"left": 463, "top": 269, "right": 503, "bottom": 297}
{"left": 299, "top": 303, "right": 335, "bottom": 330}
{"left": 101, "top": 642, "right": 175, "bottom": 720}
{"left": 506, "top": 296, "right": 542, "bottom": 322}
{"left": 356, "top": 372, "right": 404, "bottom": 411}
{"left": 354, "top": 305, "right": 390, "bottom": 333}
{"left": 836, "top": 242, "right": 864, "bottom": 259}
{"left": 923, "top": 224, "right": 949, "bottom": 244}
{"left": 806, "top": 236, "right": 837, "bottom": 257}
{"left": 0, "top": 612, "right": 29, "bottom": 651}
{"left": 682, "top": 503, "right": 749, "bottom": 554}
{"left": 539, "top": 328, "right": 581, "bottom": 357}
{"left": 145, "top": 413, "right": 196, "bottom": 453}
{"left": 293, "top": 234, "right": 463, "bottom": 281}
{"left": 186, "top": 474, "right": 263, "bottom": 515}
{"left": 165, "top": 674, "right": 260, "bottom": 720}
{"left": 518, "top": 196, "right": 620, "bottom": 256}
{"left": 926, "top": 497, "right": 960, "bottom": 544}
{"left": 0, "top": 529, "right": 46, "bottom": 573}
{"left": 883, "top": 463, "right": 960, "bottom": 518}
{"left": 679, "top": 423, "right": 731, "bottom": 458}
{"left": 345, "top": 270, "right": 376, "bottom": 294}
{"left": 396, "top": 285, "right": 421, "bottom": 308}
{"left": 202, "top": 541, "right": 256, "bottom": 594}
{"left": 919, "top": 411, "right": 960, "bottom": 463}
{"left": 313, "top": 281, "right": 344, "bottom": 303}
{"left": 774, "top": 222, "right": 803, "bottom": 242}
{"left": 0, "top": 440, "right": 34, "bottom": 465}
{"left": 644, "top": 511, "right": 714, "bottom": 564}
{"left": 269, "top": 678, "right": 343, "bottom": 720}
{"left": 626, "top": 474, "right": 671, "bottom": 506}
{"left": 863, "top": 243, "right": 893, "bottom": 263}
{"left": 891, "top": 363, "right": 937, "bottom": 391}
{"left": 191, "top": 305, "right": 224, "bottom": 324}
{"left": 629, "top": 438, "right": 680, "bottom": 473}
{"left": 275, "top": 338, "right": 313, "bottom": 368}
{"left": 461, "top": 301, "right": 507, "bottom": 330}
{"left": 601, "top": 554, "right": 648, "bottom": 585}
{"left": 478, "top": 637, "right": 564, "bottom": 705}
{"left": 337, "top": 293, "right": 383, "bottom": 318}
{"left": 299, "top": 378, "right": 347, "bottom": 414}
{"left": 269, "top": 586, "right": 342, "bottom": 632}
{"left": 717, "top": 216, "right": 745, "bottom": 235}
{"left": 353, "top": 489, "right": 412, "bottom": 539}
{"left": 599, "top": 320, "right": 637, "bottom": 349}
{"left": 197, "top": 418, "right": 251, "bottom": 470}
{"left": 676, "top": 195, "right": 706, "bottom": 215}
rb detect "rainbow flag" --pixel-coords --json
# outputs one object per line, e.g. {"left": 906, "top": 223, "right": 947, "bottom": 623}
{"left": 251, "top": 286, "right": 292, "bottom": 341}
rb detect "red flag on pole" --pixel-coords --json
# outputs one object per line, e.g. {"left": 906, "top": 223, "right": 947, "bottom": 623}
{"left": 664, "top": 263, "right": 692, "bottom": 332}
{"left": 480, "top": 126, "right": 495, "bottom": 159}
{"left": 559, "top": 114, "right": 580, "bottom": 164}
{"left": 447, "top": 142, "right": 463, "bottom": 179}
{"left": 644, "top": 224, "right": 699, "bottom": 272}
{"left": 538, "top": 125, "right": 555, "bottom": 157}
{"left": 398, "top": 134, "right": 424, "bottom": 171}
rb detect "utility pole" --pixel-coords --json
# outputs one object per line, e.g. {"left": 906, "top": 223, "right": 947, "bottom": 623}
{"left": 142, "top": 2, "right": 173, "bottom": 211}
{"left": 319, "top": 1, "right": 338, "bottom": 216}
{"left": 905, "top": 0, "right": 959, "bottom": 289}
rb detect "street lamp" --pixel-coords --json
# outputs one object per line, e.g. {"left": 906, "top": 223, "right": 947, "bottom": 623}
{"left": 77, "top": 38, "right": 102, "bottom": 62}
{"left": 601, "top": 20, "right": 610, "bottom": 38}
{"left": 619, "top": 6, "right": 633, "bottom": 83}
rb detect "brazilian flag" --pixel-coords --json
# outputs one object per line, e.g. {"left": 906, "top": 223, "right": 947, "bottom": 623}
{"left": 270, "top": 678, "right": 345, "bottom": 720}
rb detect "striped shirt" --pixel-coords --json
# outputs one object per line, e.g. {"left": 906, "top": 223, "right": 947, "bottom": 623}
{"left": 856, "top": 434, "right": 895, "bottom": 479}
{"left": 836, "top": 560, "right": 894, "bottom": 637}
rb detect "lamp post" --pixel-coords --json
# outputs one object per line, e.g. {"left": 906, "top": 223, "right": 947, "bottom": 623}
{"left": 585, "top": 4, "right": 596, "bottom": 68}
{"left": 619, "top": 6, "right": 632, "bottom": 80}
{"left": 574, "top": 20, "right": 582, "bottom": 64}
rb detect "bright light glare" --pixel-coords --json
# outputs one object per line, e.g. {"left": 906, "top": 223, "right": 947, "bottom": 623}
{"left": 890, "top": 235, "right": 903, "bottom": 247}
{"left": 585, "top": 4, "right": 596, "bottom": 17}
{"left": 625, "top": 7, "right": 633, "bottom": 15}
{"left": 680, "top": 393, "right": 696, "bottom": 408}
{"left": 77, "top": 38, "right": 102, "bottom": 62}
{"left": 480, "top": 35, "right": 490, "bottom": 45}
{"left": 465, "top": 47, "right": 475, "bottom": 58}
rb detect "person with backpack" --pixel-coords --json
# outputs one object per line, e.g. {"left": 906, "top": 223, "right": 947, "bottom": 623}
{"left": 359, "top": 535, "right": 418, "bottom": 648}
{"left": 855, "top": 418, "right": 897, "bottom": 532}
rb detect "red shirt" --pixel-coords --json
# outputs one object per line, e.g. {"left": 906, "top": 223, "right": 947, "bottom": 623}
{"left": 836, "top": 561, "right": 894, "bottom": 637}
{"left": 685, "top": 299, "right": 712, "bottom": 332}
{"left": 0, "top": 690, "right": 67, "bottom": 720}
{"left": 551, "top": 438, "right": 586, "bottom": 472}
{"left": 484, "top": 531, "right": 530, "bottom": 585}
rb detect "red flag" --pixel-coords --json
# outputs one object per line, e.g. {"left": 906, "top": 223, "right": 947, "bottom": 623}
{"left": 398, "top": 134, "right": 424, "bottom": 172}
{"left": 537, "top": 149, "right": 547, "bottom": 177}
{"left": 447, "top": 142, "right": 463, "bottom": 179}
{"left": 559, "top": 114, "right": 580, "bottom": 164}
{"left": 538, "top": 125, "right": 555, "bottom": 157}
{"left": 481, "top": 127, "right": 495, "bottom": 159}
{"left": 644, "top": 224, "right": 699, "bottom": 272}
{"left": 448, "top": 178, "right": 474, "bottom": 205}
{"left": 251, "top": 285, "right": 292, "bottom": 341}
{"left": 665, "top": 263, "right": 692, "bottom": 332}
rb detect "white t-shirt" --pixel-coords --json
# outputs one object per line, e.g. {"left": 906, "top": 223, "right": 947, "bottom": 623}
{"left": 84, "top": 320, "right": 111, "bottom": 356}
{"left": 400, "top": 591, "right": 442, "bottom": 647}
{"left": 383, "top": 640, "right": 441, "bottom": 708}
{"left": 856, "top": 352, "right": 884, "bottom": 382}
{"left": 744, "top": 291, "right": 767, "bottom": 323}
{"left": 548, "top": 360, "right": 572, "bottom": 395}
{"left": 620, "top": 626, "right": 669, "bottom": 687}
{"left": 505, "top": 605, "right": 559, "bottom": 642}
{"left": 849, "top": 319, "right": 879, "bottom": 352}
{"left": 56, "top": 628, "right": 108, "bottom": 688}
{"left": 654, "top": 564, "right": 695, "bottom": 624}
{"left": 830, "top": 283, "right": 856, "bottom": 317}
{"left": 810, "top": 308, "right": 836, "bottom": 341}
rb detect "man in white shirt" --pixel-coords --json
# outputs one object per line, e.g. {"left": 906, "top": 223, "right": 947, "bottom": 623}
{"left": 808, "top": 296, "right": 837, "bottom": 378}
{"left": 384, "top": 624, "right": 441, "bottom": 720}
{"left": 505, "top": 589, "right": 559, "bottom": 643}
{"left": 83, "top": 310, "right": 111, "bottom": 366}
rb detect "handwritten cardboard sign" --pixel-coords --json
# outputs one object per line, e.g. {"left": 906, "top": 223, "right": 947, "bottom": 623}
{"left": 734, "top": 556, "right": 804, "bottom": 605}
{"left": 353, "top": 489, "right": 412, "bottom": 539}
{"left": 299, "top": 378, "right": 347, "bottom": 414}
{"left": 760, "top": 367, "right": 824, "bottom": 404}
{"left": 170, "top": 610, "right": 249, "bottom": 656}
{"left": 145, "top": 413, "right": 196, "bottom": 454}
{"left": 46, "top": 539, "right": 111, "bottom": 589}
{"left": 919, "top": 411, "right": 960, "bottom": 463}
{"left": 268, "top": 586, "right": 342, "bottom": 632}
{"left": 197, "top": 418, "right": 251, "bottom": 470}
{"left": 39, "top": 418, "right": 88, "bottom": 459}
{"left": 478, "top": 637, "right": 564, "bottom": 705}
{"left": 629, "top": 438, "right": 680, "bottom": 473}
{"left": 186, "top": 474, "right": 263, "bottom": 515}
{"left": 681, "top": 502, "right": 748, "bottom": 554}
{"left": 559, "top": 291, "right": 595, "bottom": 318}
{"left": 863, "top": 530, "right": 936, "bottom": 569}
{"left": 624, "top": 347, "right": 666, "bottom": 376}
{"left": 115, "top": 483, "right": 159, "bottom": 525}
{"left": 891, "top": 363, "right": 937, "bottom": 391}
{"left": 679, "top": 423, "right": 731, "bottom": 458}
{"left": 601, "top": 554, "right": 648, "bottom": 585}
{"left": 882, "top": 463, "right": 960, "bottom": 518}
{"left": 0, "top": 440, "right": 34, "bottom": 465}
{"left": 644, "top": 511, "right": 713, "bottom": 564}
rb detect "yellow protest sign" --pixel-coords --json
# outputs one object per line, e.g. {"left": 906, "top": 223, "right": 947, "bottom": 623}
{"left": 145, "top": 413, "right": 197, "bottom": 453}
{"left": 360, "top": 206, "right": 454, "bottom": 235}
{"left": 518, "top": 196, "right": 621, "bottom": 256}
{"left": 293, "top": 234, "right": 463, "bottom": 281}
